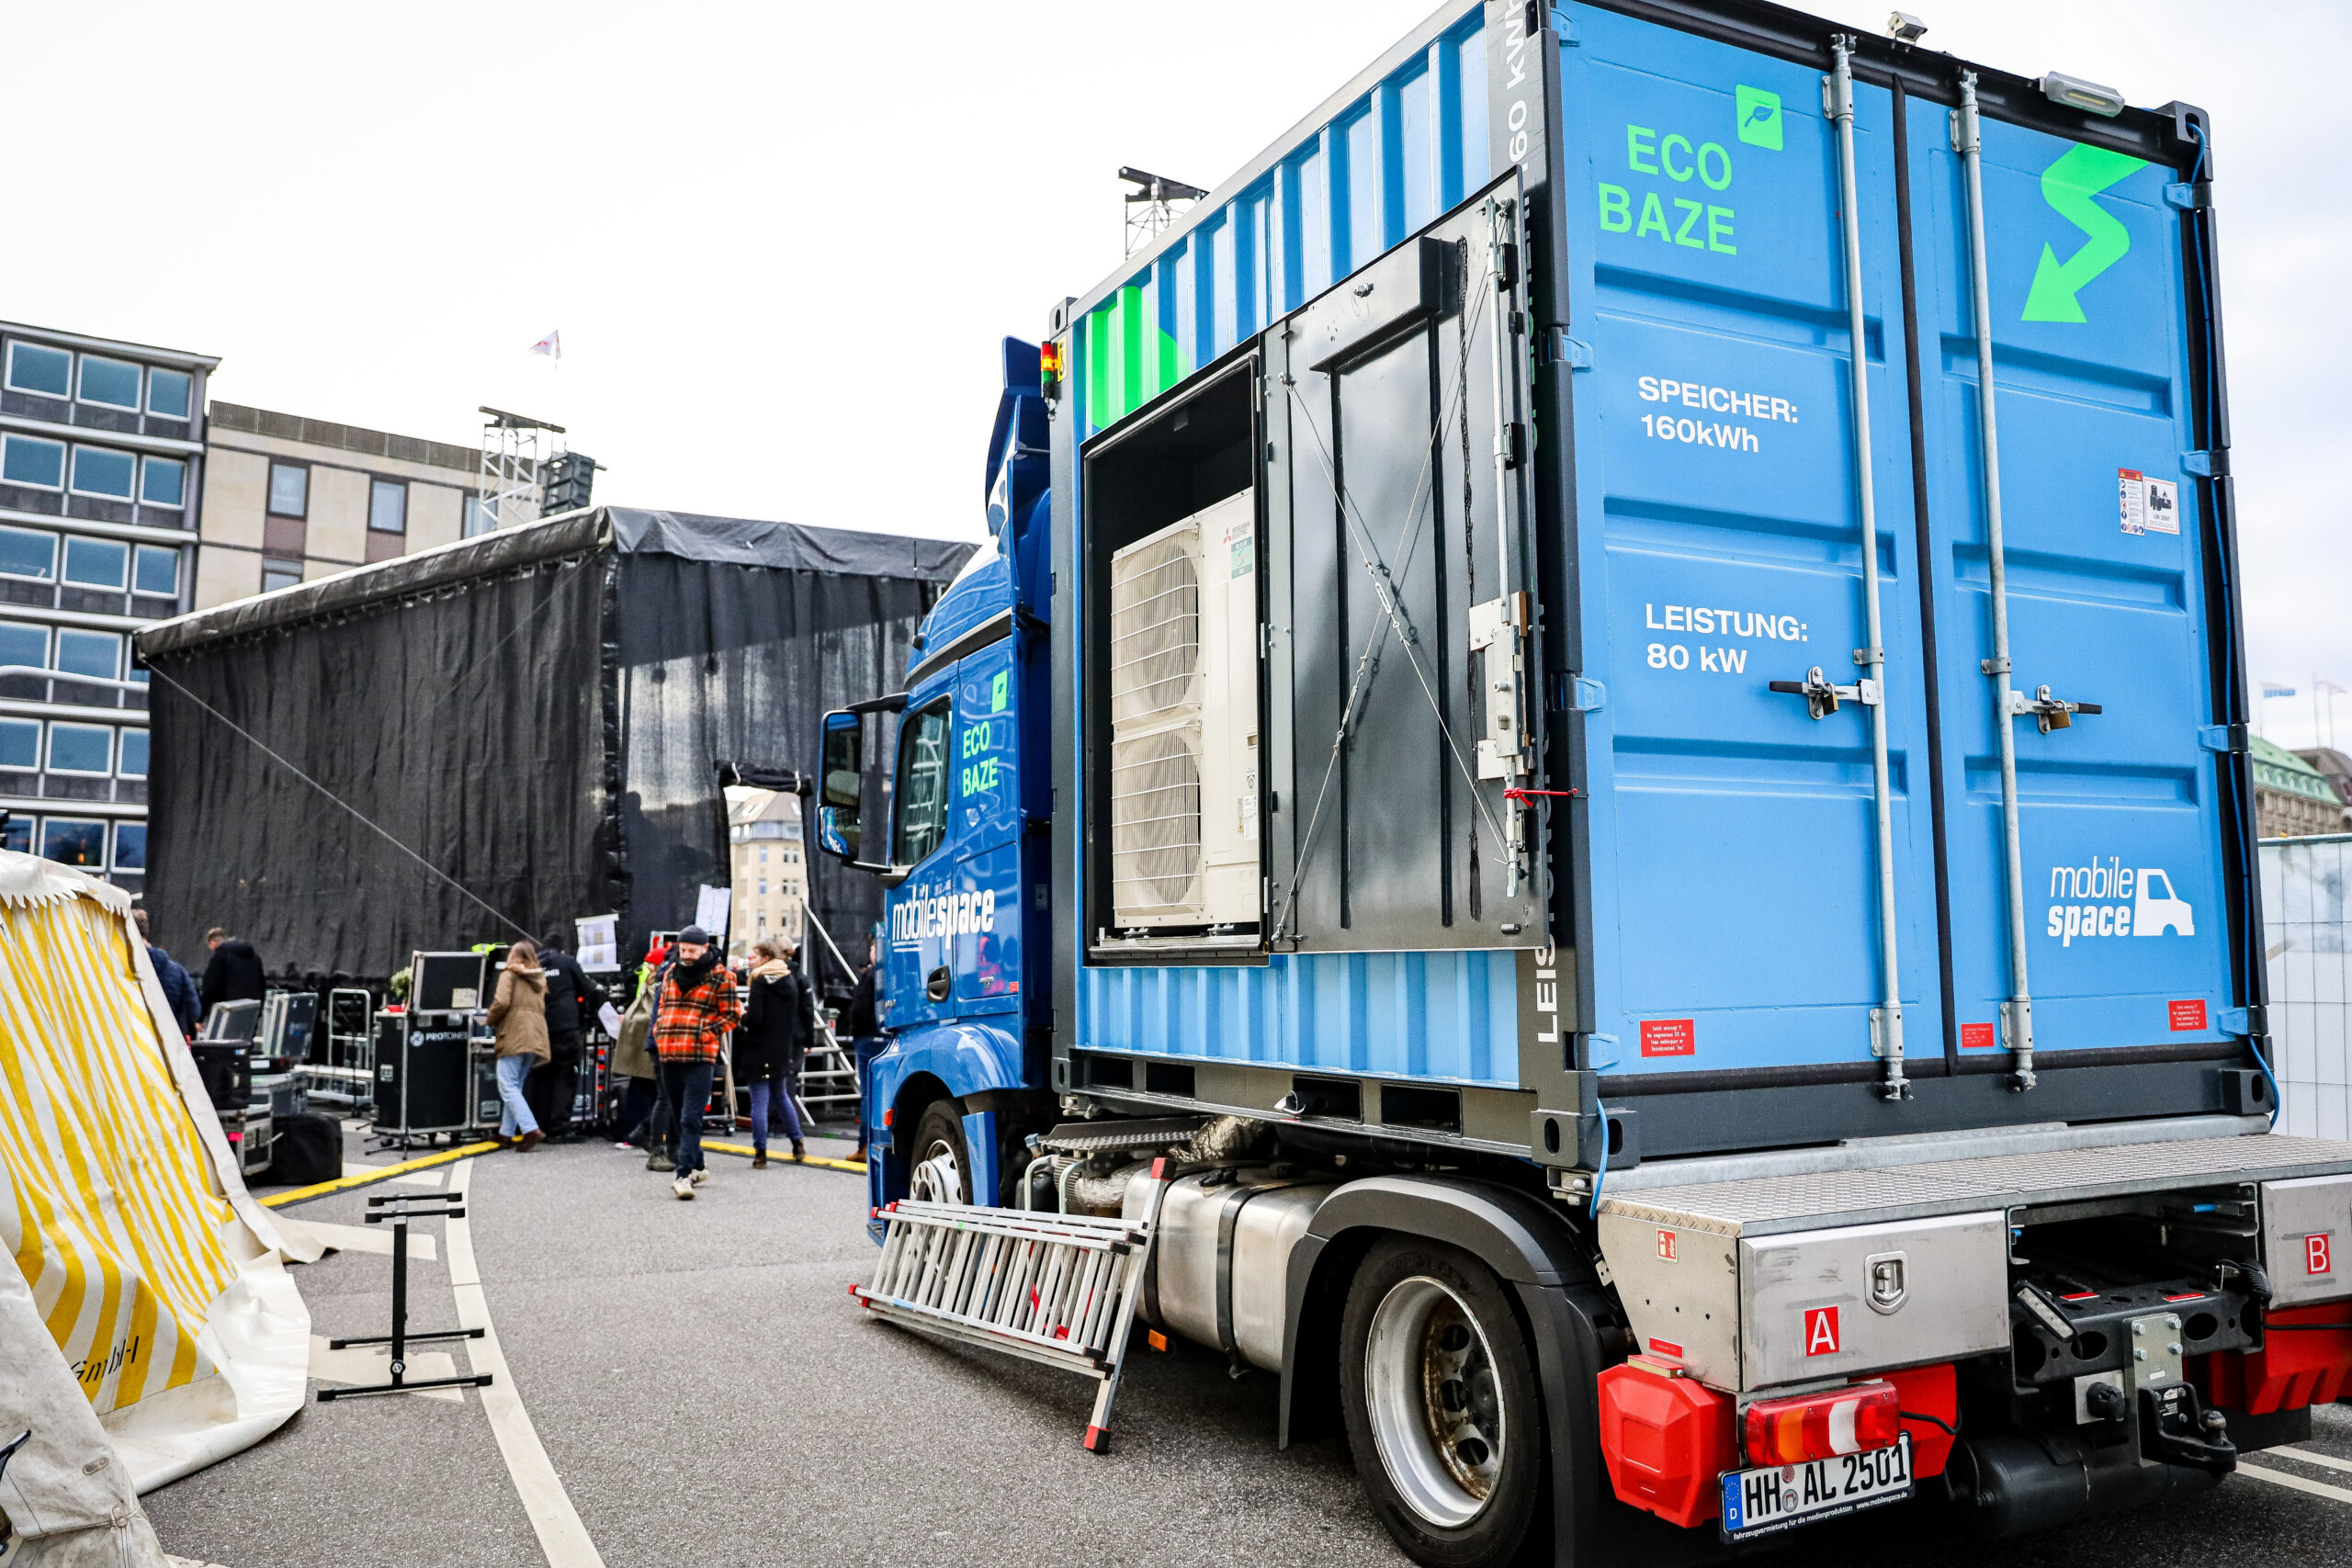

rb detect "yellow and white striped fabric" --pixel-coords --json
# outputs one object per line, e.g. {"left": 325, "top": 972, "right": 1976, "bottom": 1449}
{"left": 0, "top": 889, "right": 241, "bottom": 1414}
{"left": 0, "top": 849, "right": 312, "bottom": 1508}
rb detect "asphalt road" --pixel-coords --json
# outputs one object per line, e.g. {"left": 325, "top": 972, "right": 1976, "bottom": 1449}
{"left": 141, "top": 1130, "right": 2352, "bottom": 1568}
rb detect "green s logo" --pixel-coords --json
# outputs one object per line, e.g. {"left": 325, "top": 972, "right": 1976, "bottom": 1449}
{"left": 2022, "top": 144, "right": 2149, "bottom": 322}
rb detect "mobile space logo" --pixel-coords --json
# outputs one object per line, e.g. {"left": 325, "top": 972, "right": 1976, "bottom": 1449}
{"left": 2046, "top": 857, "right": 2194, "bottom": 947}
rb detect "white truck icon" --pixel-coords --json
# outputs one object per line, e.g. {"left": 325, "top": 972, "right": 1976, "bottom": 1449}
{"left": 2134, "top": 868, "right": 2194, "bottom": 936}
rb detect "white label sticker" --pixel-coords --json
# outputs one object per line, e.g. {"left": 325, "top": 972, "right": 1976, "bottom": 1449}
{"left": 2120, "top": 469, "right": 2179, "bottom": 536}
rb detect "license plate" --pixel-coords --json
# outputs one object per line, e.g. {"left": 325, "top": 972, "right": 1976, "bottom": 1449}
{"left": 1719, "top": 1432, "right": 1912, "bottom": 1540}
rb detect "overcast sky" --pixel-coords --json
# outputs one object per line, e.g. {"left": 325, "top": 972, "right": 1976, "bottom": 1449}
{"left": 11, "top": 3, "right": 2345, "bottom": 744}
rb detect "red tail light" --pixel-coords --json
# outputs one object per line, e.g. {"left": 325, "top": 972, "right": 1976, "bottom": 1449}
{"left": 1743, "top": 1381, "right": 1900, "bottom": 1466}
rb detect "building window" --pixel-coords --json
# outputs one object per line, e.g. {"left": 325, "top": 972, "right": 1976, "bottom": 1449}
{"left": 77, "top": 356, "right": 141, "bottom": 411}
{"left": 3, "top": 434, "right": 66, "bottom": 489}
{"left": 0, "top": 525, "right": 54, "bottom": 581}
{"left": 62, "top": 536, "right": 129, "bottom": 590}
{"left": 40, "top": 818, "right": 105, "bottom": 867}
{"left": 0, "top": 816, "right": 26, "bottom": 854}
{"left": 0, "top": 716, "right": 36, "bottom": 769}
{"left": 0, "top": 620, "right": 47, "bottom": 670}
{"left": 267, "top": 463, "right": 308, "bottom": 518}
{"left": 369, "top": 479, "right": 408, "bottom": 534}
{"left": 147, "top": 368, "right": 192, "bottom": 419}
{"left": 261, "top": 559, "right": 303, "bottom": 592}
{"left": 70, "top": 446, "right": 136, "bottom": 500}
{"left": 54, "top": 628, "right": 121, "bottom": 680}
{"left": 118, "top": 728, "right": 149, "bottom": 778}
{"left": 46, "top": 722, "right": 111, "bottom": 774}
{"left": 113, "top": 821, "right": 146, "bottom": 870}
{"left": 464, "top": 495, "right": 494, "bottom": 537}
{"left": 6, "top": 344, "right": 71, "bottom": 398}
{"left": 133, "top": 545, "right": 179, "bottom": 596}
{"left": 759, "top": 846, "right": 769, "bottom": 863}
{"left": 141, "top": 457, "right": 186, "bottom": 507}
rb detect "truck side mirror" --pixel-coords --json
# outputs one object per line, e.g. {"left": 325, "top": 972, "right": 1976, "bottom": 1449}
{"left": 820, "top": 710, "right": 865, "bottom": 863}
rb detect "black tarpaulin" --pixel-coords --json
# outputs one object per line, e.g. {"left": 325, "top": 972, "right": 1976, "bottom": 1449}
{"left": 135, "top": 509, "right": 973, "bottom": 988}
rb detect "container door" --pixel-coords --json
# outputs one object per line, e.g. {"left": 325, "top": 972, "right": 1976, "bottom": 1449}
{"left": 1270, "top": 183, "right": 1549, "bottom": 952}
{"left": 1557, "top": 11, "right": 1942, "bottom": 1077}
{"left": 1906, "top": 101, "right": 2235, "bottom": 1058}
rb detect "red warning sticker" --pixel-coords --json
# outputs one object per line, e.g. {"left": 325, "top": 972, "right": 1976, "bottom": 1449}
{"left": 2168, "top": 998, "right": 2209, "bottom": 1032}
{"left": 1640, "top": 1018, "right": 1695, "bottom": 1057}
{"left": 1961, "top": 1021, "right": 1997, "bottom": 1051}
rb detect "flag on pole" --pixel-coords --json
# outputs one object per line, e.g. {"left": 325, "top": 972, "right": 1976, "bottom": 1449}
{"left": 528, "top": 330, "right": 561, "bottom": 363}
{"left": 2320, "top": 680, "right": 2348, "bottom": 696}
{"left": 2263, "top": 681, "right": 2297, "bottom": 698}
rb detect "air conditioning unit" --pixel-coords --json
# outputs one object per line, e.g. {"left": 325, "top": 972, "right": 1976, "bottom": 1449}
{"left": 1108, "top": 491, "right": 1257, "bottom": 931}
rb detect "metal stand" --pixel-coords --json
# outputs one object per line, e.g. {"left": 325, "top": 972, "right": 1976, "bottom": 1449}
{"left": 317, "top": 1191, "right": 492, "bottom": 1402}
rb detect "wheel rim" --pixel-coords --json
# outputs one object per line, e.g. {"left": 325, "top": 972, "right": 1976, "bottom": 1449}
{"left": 1363, "top": 1275, "right": 1504, "bottom": 1529}
{"left": 910, "top": 1134, "right": 963, "bottom": 1204}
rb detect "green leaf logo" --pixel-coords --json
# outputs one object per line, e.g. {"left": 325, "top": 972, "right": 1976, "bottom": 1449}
{"left": 2021, "top": 143, "right": 2149, "bottom": 322}
{"left": 990, "top": 671, "right": 1008, "bottom": 713}
{"left": 1735, "top": 85, "right": 1781, "bottom": 151}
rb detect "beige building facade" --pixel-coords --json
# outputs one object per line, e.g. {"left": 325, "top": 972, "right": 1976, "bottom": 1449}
{"left": 729, "top": 789, "right": 807, "bottom": 958}
{"left": 196, "top": 404, "right": 537, "bottom": 610}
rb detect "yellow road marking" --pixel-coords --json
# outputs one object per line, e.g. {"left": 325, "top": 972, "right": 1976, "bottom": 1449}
{"left": 260, "top": 1142, "right": 500, "bottom": 1208}
{"left": 702, "top": 1139, "right": 866, "bottom": 1175}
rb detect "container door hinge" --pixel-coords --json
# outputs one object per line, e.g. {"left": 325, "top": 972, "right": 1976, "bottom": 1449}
{"left": 1554, "top": 674, "right": 1605, "bottom": 714}
{"left": 2164, "top": 181, "right": 2212, "bottom": 210}
{"left": 2199, "top": 723, "right": 2249, "bottom": 755}
{"left": 1541, "top": 328, "right": 1593, "bottom": 370}
{"left": 2180, "top": 449, "right": 2228, "bottom": 478}
{"left": 2218, "top": 1007, "right": 2250, "bottom": 1035}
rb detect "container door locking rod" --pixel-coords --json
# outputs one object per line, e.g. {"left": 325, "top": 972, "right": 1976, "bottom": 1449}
{"left": 1823, "top": 38, "right": 1908, "bottom": 1101}
{"left": 1476, "top": 195, "right": 1533, "bottom": 897}
{"left": 1956, "top": 70, "right": 2042, "bottom": 1092}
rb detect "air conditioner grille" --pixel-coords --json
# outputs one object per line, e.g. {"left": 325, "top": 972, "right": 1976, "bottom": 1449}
{"left": 1110, "top": 728, "right": 1204, "bottom": 920}
{"left": 1109, "top": 527, "right": 1200, "bottom": 726}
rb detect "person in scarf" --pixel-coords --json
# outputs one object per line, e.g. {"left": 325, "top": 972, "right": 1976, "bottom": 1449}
{"left": 737, "top": 939, "right": 812, "bottom": 1166}
{"left": 650, "top": 925, "right": 741, "bottom": 1199}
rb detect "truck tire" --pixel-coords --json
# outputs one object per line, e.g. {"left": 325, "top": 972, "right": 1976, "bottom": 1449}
{"left": 1340, "top": 1235, "right": 1546, "bottom": 1568}
{"left": 908, "top": 1100, "right": 971, "bottom": 1204}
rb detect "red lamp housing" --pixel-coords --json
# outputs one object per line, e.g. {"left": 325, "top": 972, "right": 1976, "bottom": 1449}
{"left": 1742, "top": 1380, "right": 1901, "bottom": 1467}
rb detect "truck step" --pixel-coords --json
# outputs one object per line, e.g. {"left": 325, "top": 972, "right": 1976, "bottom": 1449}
{"left": 853, "top": 1158, "right": 1172, "bottom": 1450}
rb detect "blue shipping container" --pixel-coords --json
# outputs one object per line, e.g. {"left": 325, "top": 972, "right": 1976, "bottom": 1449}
{"left": 1048, "top": 0, "right": 2255, "bottom": 1165}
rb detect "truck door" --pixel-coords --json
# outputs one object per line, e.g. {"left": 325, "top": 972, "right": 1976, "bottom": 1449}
{"left": 1559, "top": 15, "right": 1943, "bottom": 1079}
{"left": 881, "top": 688, "right": 955, "bottom": 1032}
{"left": 1907, "top": 98, "right": 2236, "bottom": 1061}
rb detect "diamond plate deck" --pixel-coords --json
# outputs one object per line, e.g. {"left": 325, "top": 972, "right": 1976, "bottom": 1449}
{"left": 1600, "top": 1134, "right": 2352, "bottom": 1237}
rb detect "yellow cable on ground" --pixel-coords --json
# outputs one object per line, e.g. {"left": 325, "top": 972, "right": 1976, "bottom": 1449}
{"left": 260, "top": 1141, "right": 501, "bottom": 1208}
{"left": 702, "top": 1139, "right": 866, "bottom": 1174}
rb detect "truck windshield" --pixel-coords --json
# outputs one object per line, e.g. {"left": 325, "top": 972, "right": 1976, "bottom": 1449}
{"left": 892, "top": 694, "right": 953, "bottom": 866}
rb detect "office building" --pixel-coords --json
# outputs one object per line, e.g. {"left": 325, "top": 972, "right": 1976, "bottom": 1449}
{"left": 196, "top": 404, "right": 531, "bottom": 608}
{"left": 2254, "top": 735, "right": 2348, "bottom": 840}
{"left": 0, "top": 321, "right": 216, "bottom": 893}
{"left": 729, "top": 790, "right": 807, "bottom": 957}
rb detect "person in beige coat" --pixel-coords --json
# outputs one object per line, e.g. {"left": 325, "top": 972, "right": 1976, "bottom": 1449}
{"left": 487, "top": 941, "right": 551, "bottom": 1151}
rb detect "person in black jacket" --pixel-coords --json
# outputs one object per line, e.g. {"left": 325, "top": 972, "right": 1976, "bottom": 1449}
{"left": 133, "top": 908, "right": 201, "bottom": 1037}
{"left": 850, "top": 931, "right": 882, "bottom": 1159}
{"left": 528, "top": 933, "right": 608, "bottom": 1141}
{"left": 738, "top": 940, "right": 811, "bottom": 1167}
{"left": 198, "top": 928, "right": 266, "bottom": 1022}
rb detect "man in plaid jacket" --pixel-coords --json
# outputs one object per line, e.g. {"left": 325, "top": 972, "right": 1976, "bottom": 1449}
{"left": 651, "top": 925, "right": 741, "bottom": 1200}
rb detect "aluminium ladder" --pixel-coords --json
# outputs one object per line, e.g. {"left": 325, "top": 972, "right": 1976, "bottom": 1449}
{"left": 852, "top": 1159, "right": 1170, "bottom": 1451}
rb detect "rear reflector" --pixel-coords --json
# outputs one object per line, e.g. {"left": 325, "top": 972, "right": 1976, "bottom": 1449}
{"left": 1743, "top": 1381, "right": 1900, "bottom": 1467}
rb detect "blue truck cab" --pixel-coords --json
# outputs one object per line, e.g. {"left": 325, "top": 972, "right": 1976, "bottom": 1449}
{"left": 820, "top": 339, "right": 1055, "bottom": 1220}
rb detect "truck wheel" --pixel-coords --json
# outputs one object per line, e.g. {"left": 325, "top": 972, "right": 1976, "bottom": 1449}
{"left": 908, "top": 1100, "right": 970, "bottom": 1204}
{"left": 1340, "top": 1236, "right": 1545, "bottom": 1568}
